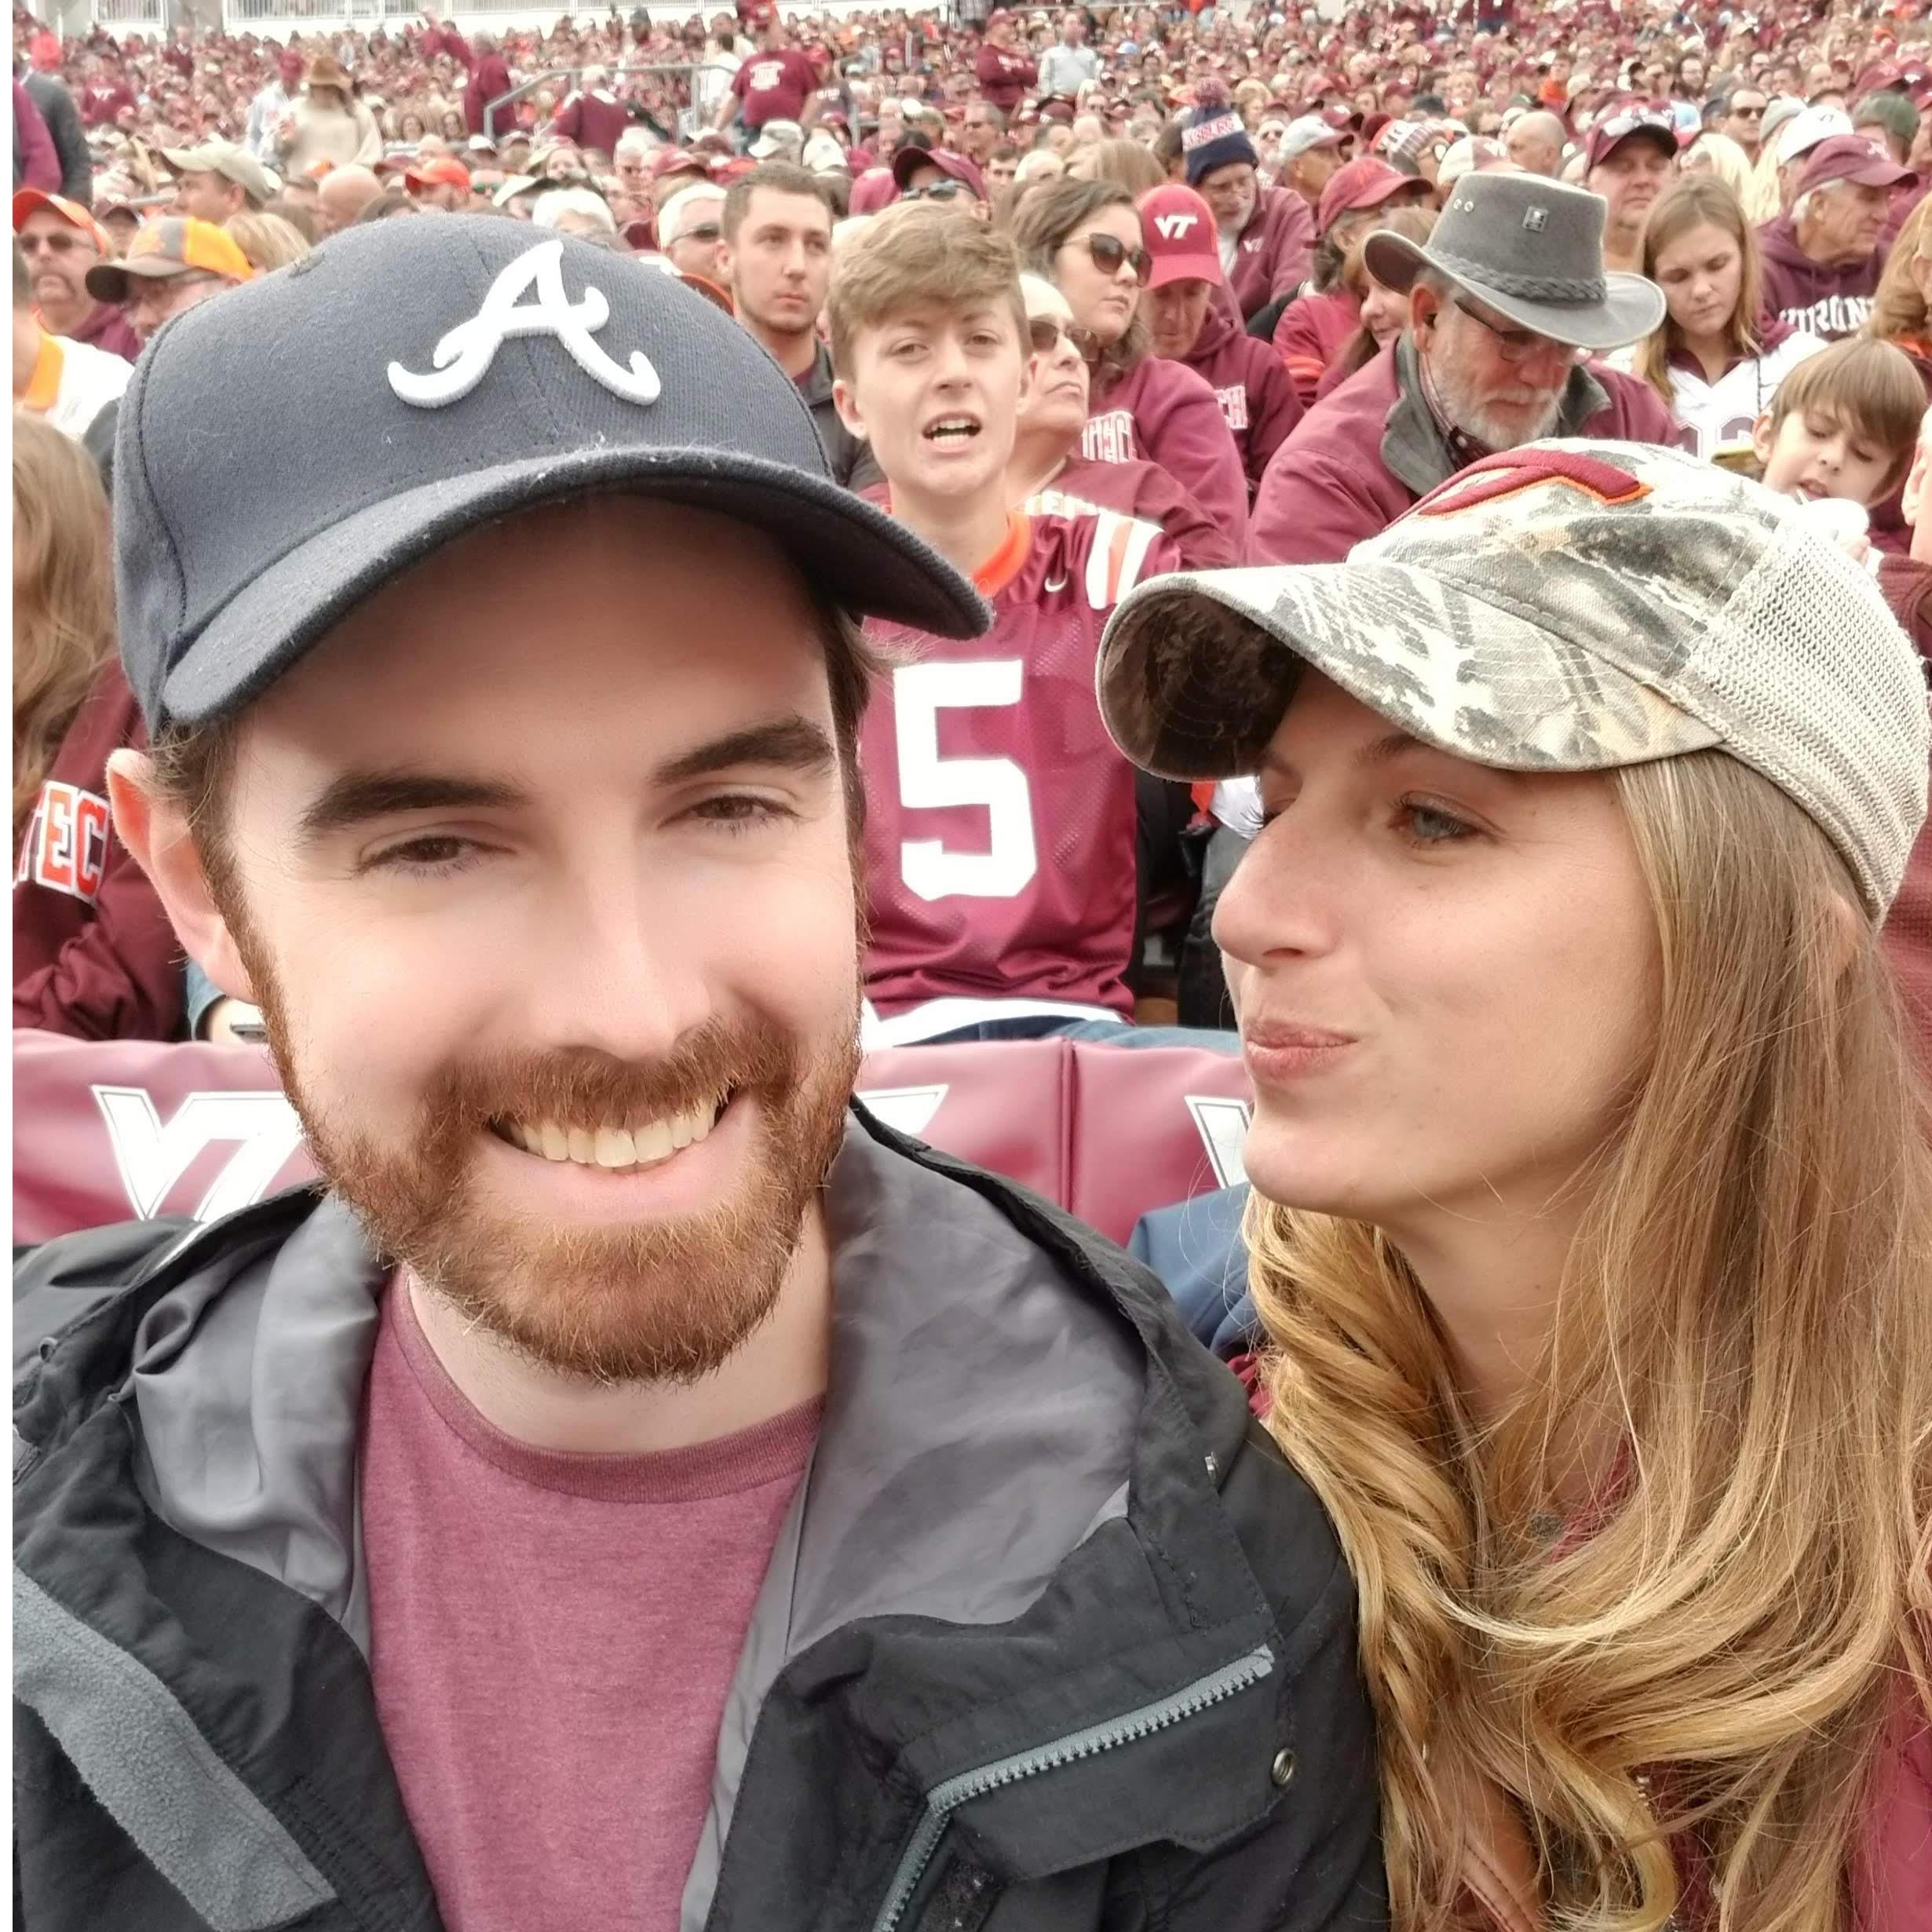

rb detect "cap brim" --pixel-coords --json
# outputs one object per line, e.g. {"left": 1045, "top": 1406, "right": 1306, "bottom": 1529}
{"left": 1095, "top": 563, "right": 1718, "bottom": 782}
{"left": 1835, "top": 159, "right": 1913, "bottom": 187}
{"left": 86, "top": 258, "right": 190, "bottom": 300}
{"left": 1360, "top": 231, "right": 1666, "bottom": 349}
{"left": 156, "top": 446, "right": 989, "bottom": 729}
{"left": 1145, "top": 251, "right": 1223, "bottom": 289}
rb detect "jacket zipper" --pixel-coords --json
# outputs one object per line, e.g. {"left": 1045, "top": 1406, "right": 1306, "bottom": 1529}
{"left": 867, "top": 1642, "right": 1276, "bottom": 1932}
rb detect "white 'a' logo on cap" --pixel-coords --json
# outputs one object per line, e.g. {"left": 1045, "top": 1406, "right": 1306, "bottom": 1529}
{"left": 388, "top": 238, "right": 662, "bottom": 408}
{"left": 1152, "top": 210, "right": 1199, "bottom": 240}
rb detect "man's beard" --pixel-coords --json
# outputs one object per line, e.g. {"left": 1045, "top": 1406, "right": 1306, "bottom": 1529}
{"left": 1430, "top": 345, "right": 1566, "bottom": 452}
{"left": 238, "top": 921, "right": 859, "bottom": 1389}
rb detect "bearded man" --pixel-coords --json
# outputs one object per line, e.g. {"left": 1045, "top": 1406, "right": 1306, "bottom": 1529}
{"left": 13, "top": 218, "right": 1382, "bottom": 1932}
{"left": 1250, "top": 173, "right": 1677, "bottom": 564}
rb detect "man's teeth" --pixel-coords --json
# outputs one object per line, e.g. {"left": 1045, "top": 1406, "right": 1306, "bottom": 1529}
{"left": 926, "top": 418, "right": 979, "bottom": 440}
{"left": 499, "top": 1097, "right": 722, "bottom": 1169}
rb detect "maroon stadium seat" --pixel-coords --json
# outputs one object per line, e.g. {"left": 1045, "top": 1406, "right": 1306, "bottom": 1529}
{"left": 13, "top": 1028, "right": 1251, "bottom": 1251}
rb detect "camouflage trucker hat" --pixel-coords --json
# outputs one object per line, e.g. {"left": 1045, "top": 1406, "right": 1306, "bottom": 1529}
{"left": 1097, "top": 440, "right": 1930, "bottom": 917}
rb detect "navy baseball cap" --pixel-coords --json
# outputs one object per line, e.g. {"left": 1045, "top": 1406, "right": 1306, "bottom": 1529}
{"left": 115, "top": 219, "right": 988, "bottom": 733}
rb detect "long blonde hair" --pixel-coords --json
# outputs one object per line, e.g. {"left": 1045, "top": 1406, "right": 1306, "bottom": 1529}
{"left": 13, "top": 415, "right": 115, "bottom": 847}
{"left": 1629, "top": 176, "right": 1764, "bottom": 407}
{"left": 1864, "top": 193, "right": 1932, "bottom": 352}
{"left": 1251, "top": 750, "right": 1932, "bottom": 1932}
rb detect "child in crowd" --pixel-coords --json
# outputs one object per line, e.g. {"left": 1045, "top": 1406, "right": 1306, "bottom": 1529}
{"left": 1751, "top": 334, "right": 1923, "bottom": 527}
{"left": 829, "top": 201, "right": 1181, "bottom": 1045}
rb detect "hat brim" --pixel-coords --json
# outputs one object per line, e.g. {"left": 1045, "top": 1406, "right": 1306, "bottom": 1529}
{"left": 1360, "top": 229, "right": 1666, "bottom": 350}
{"left": 1097, "top": 564, "right": 1718, "bottom": 785}
{"left": 86, "top": 257, "right": 197, "bottom": 301}
{"left": 1145, "top": 250, "right": 1223, "bottom": 289}
{"left": 155, "top": 446, "right": 989, "bottom": 729}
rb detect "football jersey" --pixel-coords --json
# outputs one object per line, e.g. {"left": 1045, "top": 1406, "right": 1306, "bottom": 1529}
{"left": 860, "top": 506, "right": 1178, "bottom": 1041}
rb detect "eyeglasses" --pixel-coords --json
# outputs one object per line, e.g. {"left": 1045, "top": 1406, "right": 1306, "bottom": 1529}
{"left": 1452, "top": 297, "right": 1585, "bottom": 367}
{"left": 1028, "top": 314, "right": 1101, "bottom": 363}
{"left": 1077, "top": 230, "right": 1152, "bottom": 284}
{"left": 18, "top": 228, "right": 93, "bottom": 258}
{"left": 679, "top": 221, "right": 722, "bottom": 241}
{"left": 904, "top": 178, "right": 970, "bottom": 200}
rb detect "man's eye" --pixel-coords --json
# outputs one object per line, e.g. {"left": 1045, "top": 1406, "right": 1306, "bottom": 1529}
{"left": 363, "top": 836, "right": 482, "bottom": 876}
{"left": 687, "top": 795, "right": 795, "bottom": 834}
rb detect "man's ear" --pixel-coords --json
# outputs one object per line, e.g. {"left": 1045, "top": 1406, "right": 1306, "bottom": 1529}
{"left": 831, "top": 371, "right": 867, "bottom": 439}
{"left": 105, "top": 748, "right": 259, "bottom": 1004}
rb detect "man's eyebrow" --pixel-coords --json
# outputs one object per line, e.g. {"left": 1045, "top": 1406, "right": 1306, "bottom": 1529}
{"left": 652, "top": 715, "right": 837, "bottom": 788}
{"left": 294, "top": 772, "right": 527, "bottom": 846}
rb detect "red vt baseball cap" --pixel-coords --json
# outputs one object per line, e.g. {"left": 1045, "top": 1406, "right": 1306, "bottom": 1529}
{"left": 1136, "top": 184, "right": 1222, "bottom": 288}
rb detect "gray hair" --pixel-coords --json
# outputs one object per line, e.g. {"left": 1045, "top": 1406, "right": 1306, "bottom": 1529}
{"left": 531, "top": 186, "right": 617, "bottom": 234}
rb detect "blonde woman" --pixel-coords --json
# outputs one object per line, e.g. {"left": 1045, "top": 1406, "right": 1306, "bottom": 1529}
{"left": 1610, "top": 175, "right": 1824, "bottom": 457}
{"left": 1864, "top": 194, "right": 1932, "bottom": 381}
{"left": 225, "top": 210, "right": 313, "bottom": 274}
{"left": 1094, "top": 440, "right": 1932, "bottom": 1932}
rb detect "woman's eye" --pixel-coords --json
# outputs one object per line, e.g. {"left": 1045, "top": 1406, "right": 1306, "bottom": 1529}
{"left": 1396, "top": 799, "right": 1477, "bottom": 846}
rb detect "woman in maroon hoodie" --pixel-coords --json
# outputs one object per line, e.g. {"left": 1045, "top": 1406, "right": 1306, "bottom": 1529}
{"left": 13, "top": 415, "right": 181, "bottom": 1043}
{"left": 1011, "top": 176, "right": 1251, "bottom": 547}
{"left": 1136, "top": 181, "right": 1301, "bottom": 499}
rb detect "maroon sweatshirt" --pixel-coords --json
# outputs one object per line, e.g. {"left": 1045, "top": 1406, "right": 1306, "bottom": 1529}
{"left": 1272, "top": 286, "right": 1361, "bottom": 412}
{"left": 1174, "top": 297, "right": 1303, "bottom": 498}
{"left": 14, "top": 660, "right": 184, "bottom": 1043}
{"left": 68, "top": 298, "right": 141, "bottom": 364}
{"left": 974, "top": 43, "right": 1035, "bottom": 111}
{"left": 1028, "top": 451, "right": 1238, "bottom": 568}
{"left": 1756, "top": 215, "right": 1883, "bottom": 341}
{"left": 14, "top": 81, "right": 60, "bottom": 192}
{"left": 553, "top": 89, "right": 630, "bottom": 159}
{"left": 1225, "top": 184, "right": 1316, "bottom": 323}
{"left": 1248, "top": 338, "right": 1679, "bottom": 565}
{"left": 1083, "top": 352, "right": 1250, "bottom": 550}
{"left": 464, "top": 53, "right": 516, "bottom": 138}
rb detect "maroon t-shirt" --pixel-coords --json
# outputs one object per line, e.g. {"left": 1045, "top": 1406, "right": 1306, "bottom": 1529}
{"left": 860, "top": 507, "right": 1178, "bottom": 1035}
{"left": 731, "top": 48, "right": 820, "bottom": 127}
{"left": 362, "top": 1278, "right": 818, "bottom": 1932}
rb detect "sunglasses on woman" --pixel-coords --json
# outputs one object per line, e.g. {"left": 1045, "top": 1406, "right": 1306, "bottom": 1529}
{"left": 1027, "top": 315, "right": 1102, "bottom": 364}
{"left": 1078, "top": 232, "right": 1152, "bottom": 286}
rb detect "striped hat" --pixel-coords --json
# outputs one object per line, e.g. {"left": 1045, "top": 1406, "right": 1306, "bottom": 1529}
{"left": 84, "top": 217, "right": 253, "bottom": 303}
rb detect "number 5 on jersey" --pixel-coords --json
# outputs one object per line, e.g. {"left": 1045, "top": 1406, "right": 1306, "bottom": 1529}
{"left": 893, "top": 660, "right": 1038, "bottom": 901}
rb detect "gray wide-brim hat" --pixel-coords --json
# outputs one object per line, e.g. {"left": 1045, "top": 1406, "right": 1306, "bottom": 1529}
{"left": 1364, "top": 171, "right": 1665, "bottom": 352}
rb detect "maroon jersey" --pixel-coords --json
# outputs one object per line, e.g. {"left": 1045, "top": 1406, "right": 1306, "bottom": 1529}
{"left": 860, "top": 507, "right": 1178, "bottom": 1039}
{"left": 731, "top": 48, "right": 820, "bottom": 127}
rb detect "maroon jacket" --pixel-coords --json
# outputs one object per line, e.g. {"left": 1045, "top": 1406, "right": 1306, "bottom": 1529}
{"left": 553, "top": 89, "right": 630, "bottom": 158}
{"left": 68, "top": 299, "right": 141, "bottom": 365}
{"left": 1174, "top": 298, "right": 1302, "bottom": 498}
{"left": 1247, "top": 337, "right": 1679, "bottom": 565}
{"left": 1272, "top": 287, "right": 1360, "bottom": 412}
{"left": 1083, "top": 352, "right": 1250, "bottom": 551}
{"left": 1225, "top": 185, "right": 1316, "bottom": 323}
{"left": 463, "top": 53, "right": 516, "bottom": 138}
{"left": 1757, "top": 215, "right": 1883, "bottom": 341}
{"left": 14, "top": 81, "right": 60, "bottom": 192}
{"left": 419, "top": 20, "right": 473, "bottom": 68}
{"left": 14, "top": 661, "right": 183, "bottom": 1043}
{"left": 974, "top": 42, "right": 1035, "bottom": 111}
{"left": 1028, "top": 452, "right": 1238, "bottom": 568}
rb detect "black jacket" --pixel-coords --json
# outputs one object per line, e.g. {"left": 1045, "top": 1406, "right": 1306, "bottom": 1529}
{"left": 800, "top": 336, "right": 884, "bottom": 495}
{"left": 15, "top": 1108, "right": 1385, "bottom": 1932}
{"left": 21, "top": 71, "right": 90, "bottom": 207}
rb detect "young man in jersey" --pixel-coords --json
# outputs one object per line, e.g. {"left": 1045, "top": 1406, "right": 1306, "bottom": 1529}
{"left": 13, "top": 217, "right": 1382, "bottom": 1932}
{"left": 830, "top": 203, "right": 1185, "bottom": 1045}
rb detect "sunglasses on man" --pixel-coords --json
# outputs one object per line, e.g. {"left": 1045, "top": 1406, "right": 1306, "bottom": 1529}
{"left": 904, "top": 178, "right": 972, "bottom": 201}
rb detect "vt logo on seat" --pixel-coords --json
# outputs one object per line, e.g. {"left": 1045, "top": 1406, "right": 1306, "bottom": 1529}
{"left": 387, "top": 238, "right": 663, "bottom": 408}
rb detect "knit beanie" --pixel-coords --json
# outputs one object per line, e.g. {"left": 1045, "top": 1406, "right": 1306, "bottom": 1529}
{"left": 1182, "top": 79, "right": 1260, "bottom": 184}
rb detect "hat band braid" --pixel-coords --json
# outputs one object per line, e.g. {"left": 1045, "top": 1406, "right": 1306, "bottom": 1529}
{"left": 1430, "top": 247, "right": 1607, "bottom": 305}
